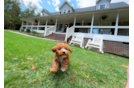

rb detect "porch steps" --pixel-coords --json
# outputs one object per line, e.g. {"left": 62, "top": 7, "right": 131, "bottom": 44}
{"left": 45, "top": 33, "right": 66, "bottom": 42}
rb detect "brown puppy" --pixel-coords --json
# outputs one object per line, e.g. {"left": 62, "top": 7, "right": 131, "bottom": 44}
{"left": 50, "top": 42, "right": 72, "bottom": 73}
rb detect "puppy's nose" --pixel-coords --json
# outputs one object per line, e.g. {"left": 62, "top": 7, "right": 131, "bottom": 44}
{"left": 63, "top": 51, "right": 65, "bottom": 54}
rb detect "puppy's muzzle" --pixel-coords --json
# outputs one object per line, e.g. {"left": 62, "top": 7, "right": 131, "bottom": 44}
{"left": 63, "top": 51, "right": 65, "bottom": 54}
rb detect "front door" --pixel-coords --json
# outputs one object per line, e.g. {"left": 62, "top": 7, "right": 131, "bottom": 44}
{"left": 59, "top": 24, "right": 63, "bottom": 32}
{"left": 64, "top": 24, "right": 68, "bottom": 32}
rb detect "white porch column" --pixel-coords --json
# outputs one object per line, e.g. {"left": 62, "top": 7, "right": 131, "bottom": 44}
{"left": 25, "top": 22, "right": 28, "bottom": 31}
{"left": 37, "top": 20, "right": 40, "bottom": 30}
{"left": 55, "top": 18, "right": 58, "bottom": 32}
{"left": 20, "top": 21, "right": 24, "bottom": 31}
{"left": 31, "top": 21, "right": 33, "bottom": 31}
{"left": 73, "top": 16, "right": 76, "bottom": 26}
{"left": 90, "top": 13, "right": 94, "bottom": 34}
{"left": 44, "top": 19, "right": 48, "bottom": 36}
{"left": 114, "top": 12, "right": 119, "bottom": 36}
{"left": 65, "top": 27, "right": 69, "bottom": 42}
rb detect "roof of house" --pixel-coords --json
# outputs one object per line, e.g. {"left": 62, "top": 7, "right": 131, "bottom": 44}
{"left": 110, "top": 2, "right": 128, "bottom": 8}
{"left": 42, "top": 8, "right": 51, "bottom": 15}
{"left": 96, "top": 0, "right": 111, "bottom": 3}
{"left": 59, "top": 0, "right": 74, "bottom": 10}
{"left": 50, "top": 2, "right": 128, "bottom": 16}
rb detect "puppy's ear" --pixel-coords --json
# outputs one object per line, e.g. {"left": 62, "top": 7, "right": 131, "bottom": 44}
{"left": 52, "top": 47, "right": 56, "bottom": 52}
{"left": 64, "top": 40, "right": 67, "bottom": 44}
{"left": 68, "top": 48, "right": 72, "bottom": 53}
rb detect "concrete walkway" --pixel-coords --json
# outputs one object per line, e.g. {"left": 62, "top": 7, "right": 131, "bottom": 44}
{"left": 4, "top": 30, "right": 63, "bottom": 42}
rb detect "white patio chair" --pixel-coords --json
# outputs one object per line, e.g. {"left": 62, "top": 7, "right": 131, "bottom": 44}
{"left": 69, "top": 33, "right": 84, "bottom": 49}
{"left": 85, "top": 35, "right": 104, "bottom": 54}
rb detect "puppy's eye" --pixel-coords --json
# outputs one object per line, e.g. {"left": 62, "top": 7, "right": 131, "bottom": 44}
{"left": 65, "top": 48, "right": 67, "bottom": 50}
{"left": 58, "top": 48, "right": 61, "bottom": 50}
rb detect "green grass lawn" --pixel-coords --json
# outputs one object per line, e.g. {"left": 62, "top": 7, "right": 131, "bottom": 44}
{"left": 4, "top": 30, "right": 129, "bottom": 88}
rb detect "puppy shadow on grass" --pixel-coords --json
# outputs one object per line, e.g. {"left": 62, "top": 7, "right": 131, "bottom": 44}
{"left": 52, "top": 63, "right": 72, "bottom": 76}
{"left": 51, "top": 63, "right": 74, "bottom": 87}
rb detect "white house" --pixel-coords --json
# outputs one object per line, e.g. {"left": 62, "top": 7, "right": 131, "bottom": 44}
{"left": 20, "top": 0, "right": 129, "bottom": 55}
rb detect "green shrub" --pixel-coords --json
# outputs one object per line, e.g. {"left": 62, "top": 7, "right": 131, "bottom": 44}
{"left": 41, "top": 35, "right": 44, "bottom": 38}
{"left": 32, "top": 31, "right": 37, "bottom": 34}
{"left": 122, "top": 53, "right": 127, "bottom": 56}
{"left": 26, "top": 29, "right": 30, "bottom": 33}
{"left": 20, "top": 28, "right": 24, "bottom": 32}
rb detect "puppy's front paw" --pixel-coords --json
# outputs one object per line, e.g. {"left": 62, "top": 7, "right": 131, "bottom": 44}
{"left": 50, "top": 68, "right": 58, "bottom": 73}
{"left": 61, "top": 68, "right": 66, "bottom": 72}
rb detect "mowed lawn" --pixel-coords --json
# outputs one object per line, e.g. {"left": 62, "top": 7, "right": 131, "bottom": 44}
{"left": 4, "top": 31, "right": 129, "bottom": 88}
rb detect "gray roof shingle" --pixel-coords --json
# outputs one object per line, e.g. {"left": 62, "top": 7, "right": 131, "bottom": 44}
{"left": 74, "top": 6, "right": 96, "bottom": 12}
{"left": 51, "top": 12, "right": 59, "bottom": 15}
{"left": 50, "top": 2, "right": 128, "bottom": 16}
{"left": 110, "top": 2, "right": 129, "bottom": 8}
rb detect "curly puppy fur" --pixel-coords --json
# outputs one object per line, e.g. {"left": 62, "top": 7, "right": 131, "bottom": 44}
{"left": 50, "top": 42, "right": 72, "bottom": 73}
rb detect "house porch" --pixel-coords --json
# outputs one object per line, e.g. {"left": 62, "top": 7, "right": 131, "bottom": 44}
{"left": 20, "top": 7, "right": 129, "bottom": 43}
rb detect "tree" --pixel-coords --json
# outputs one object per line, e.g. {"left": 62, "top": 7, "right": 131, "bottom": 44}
{"left": 4, "top": 0, "right": 21, "bottom": 29}
{"left": 36, "top": 13, "right": 41, "bottom": 17}
{"left": 20, "top": 3, "right": 41, "bottom": 18}
{"left": 4, "top": 0, "right": 41, "bottom": 29}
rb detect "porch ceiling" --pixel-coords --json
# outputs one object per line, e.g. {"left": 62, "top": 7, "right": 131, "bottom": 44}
{"left": 21, "top": 8, "right": 129, "bottom": 24}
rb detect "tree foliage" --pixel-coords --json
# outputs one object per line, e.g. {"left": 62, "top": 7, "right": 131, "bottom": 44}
{"left": 4, "top": 0, "right": 41, "bottom": 29}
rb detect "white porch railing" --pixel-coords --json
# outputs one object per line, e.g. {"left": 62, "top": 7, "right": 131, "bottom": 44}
{"left": 75, "top": 26, "right": 129, "bottom": 29}
{"left": 32, "top": 29, "right": 44, "bottom": 33}
{"left": 21, "top": 25, "right": 56, "bottom": 34}
{"left": 65, "top": 25, "right": 129, "bottom": 42}
{"left": 45, "top": 26, "right": 56, "bottom": 36}
{"left": 73, "top": 33, "right": 129, "bottom": 42}
{"left": 65, "top": 26, "right": 74, "bottom": 42}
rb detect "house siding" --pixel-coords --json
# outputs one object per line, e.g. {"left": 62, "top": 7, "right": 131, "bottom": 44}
{"left": 42, "top": 13, "right": 49, "bottom": 16}
{"left": 60, "top": 3, "right": 73, "bottom": 13}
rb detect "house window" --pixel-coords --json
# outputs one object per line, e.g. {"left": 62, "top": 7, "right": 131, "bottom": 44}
{"left": 117, "top": 29, "right": 129, "bottom": 36}
{"left": 66, "top": 10, "right": 68, "bottom": 13}
{"left": 60, "top": 11, "right": 61, "bottom": 14}
{"left": 64, "top": 10, "right": 66, "bottom": 14}
{"left": 68, "top": 10, "right": 70, "bottom": 13}
{"left": 100, "top": 4, "right": 106, "bottom": 9}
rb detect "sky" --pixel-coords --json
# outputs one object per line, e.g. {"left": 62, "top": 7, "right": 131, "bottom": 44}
{"left": 19, "top": 0, "right": 129, "bottom": 15}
